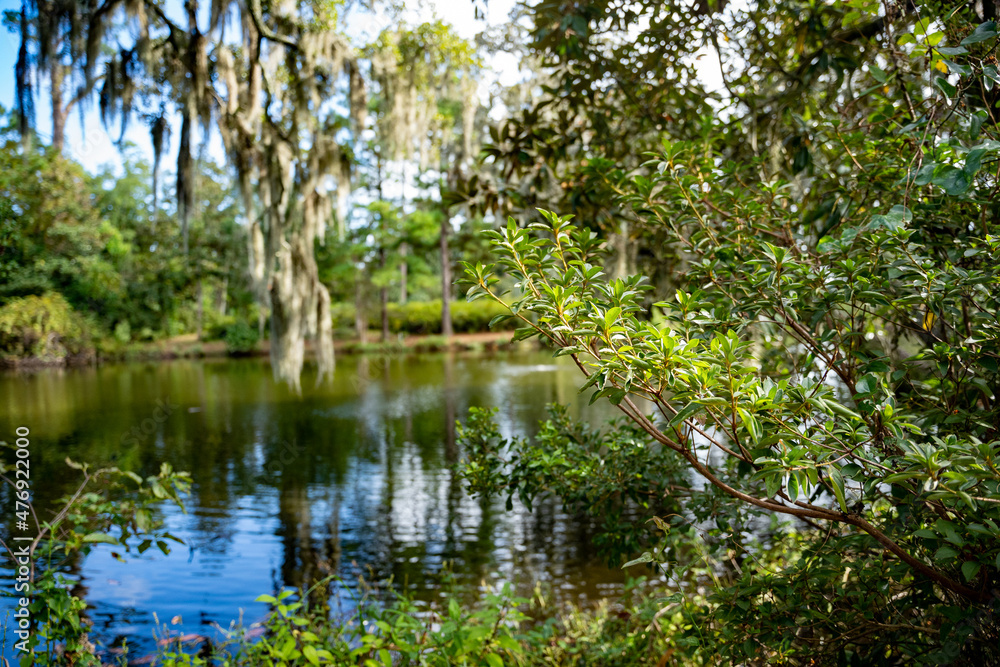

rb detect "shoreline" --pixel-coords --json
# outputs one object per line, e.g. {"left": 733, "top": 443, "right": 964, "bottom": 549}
{"left": 0, "top": 330, "right": 528, "bottom": 368}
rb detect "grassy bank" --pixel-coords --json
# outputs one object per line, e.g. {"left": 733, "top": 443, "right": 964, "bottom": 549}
{"left": 98, "top": 330, "right": 527, "bottom": 363}
{"left": 0, "top": 294, "right": 523, "bottom": 366}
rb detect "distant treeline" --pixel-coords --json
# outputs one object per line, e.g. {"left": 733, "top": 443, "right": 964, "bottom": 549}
{"left": 0, "top": 123, "right": 506, "bottom": 363}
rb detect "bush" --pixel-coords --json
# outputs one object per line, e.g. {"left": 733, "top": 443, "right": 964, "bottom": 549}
{"left": 451, "top": 299, "right": 514, "bottom": 334}
{"left": 464, "top": 149, "right": 1000, "bottom": 661}
{"left": 0, "top": 293, "right": 92, "bottom": 360}
{"left": 330, "top": 299, "right": 517, "bottom": 336}
{"left": 113, "top": 320, "right": 132, "bottom": 344}
{"left": 156, "top": 580, "right": 530, "bottom": 666}
{"left": 329, "top": 302, "right": 356, "bottom": 333}
{"left": 153, "top": 574, "right": 694, "bottom": 667}
{"left": 203, "top": 312, "right": 237, "bottom": 341}
{"left": 224, "top": 320, "right": 260, "bottom": 356}
{"left": 0, "top": 453, "right": 190, "bottom": 665}
{"left": 383, "top": 300, "right": 441, "bottom": 334}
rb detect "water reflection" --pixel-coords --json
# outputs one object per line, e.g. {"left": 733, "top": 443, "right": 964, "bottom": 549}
{"left": 0, "top": 352, "right": 628, "bottom": 660}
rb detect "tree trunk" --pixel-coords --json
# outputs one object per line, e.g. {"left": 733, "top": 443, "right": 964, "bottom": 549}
{"left": 50, "top": 60, "right": 66, "bottom": 154}
{"left": 354, "top": 275, "right": 367, "bottom": 344}
{"left": 196, "top": 278, "right": 204, "bottom": 340}
{"left": 399, "top": 242, "right": 408, "bottom": 304}
{"left": 614, "top": 219, "right": 629, "bottom": 281}
{"left": 440, "top": 216, "right": 453, "bottom": 337}
{"left": 216, "top": 277, "right": 228, "bottom": 316}
{"left": 379, "top": 247, "right": 389, "bottom": 342}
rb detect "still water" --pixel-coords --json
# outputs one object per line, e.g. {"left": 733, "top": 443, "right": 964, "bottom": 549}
{"left": 0, "top": 352, "right": 632, "bottom": 661}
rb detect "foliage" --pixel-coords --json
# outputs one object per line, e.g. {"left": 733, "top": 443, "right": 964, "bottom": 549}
{"left": 225, "top": 320, "right": 261, "bottom": 356}
{"left": 0, "top": 292, "right": 91, "bottom": 359}
{"left": 153, "top": 572, "right": 712, "bottom": 667}
{"left": 330, "top": 299, "right": 516, "bottom": 336}
{"left": 460, "top": 405, "right": 687, "bottom": 564}
{"left": 0, "top": 138, "right": 126, "bottom": 314}
{"left": 0, "top": 453, "right": 190, "bottom": 665}
{"left": 156, "top": 578, "right": 529, "bottom": 667}
{"left": 463, "top": 7, "right": 1000, "bottom": 659}
{"left": 0, "top": 123, "right": 259, "bottom": 356}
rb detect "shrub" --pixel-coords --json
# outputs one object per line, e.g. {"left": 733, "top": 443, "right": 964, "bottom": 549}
{"left": 0, "top": 453, "right": 190, "bottom": 665}
{"left": 328, "top": 299, "right": 518, "bottom": 336}
{"left": 113, "top": 320, "right": 132, "bottom": 344}
{"left": 329, "top": 302, "right": 357, "bottom": 333}
{"left": 203, "top": 312, "right": 237, "bottom": 341}
{"left": 464, "top": 164, "right": 1000, "bottom": 661}
{"left": 224, "top": 320, "right": 260, "bottom": 356}
{"left": 153, "top": 575, "right": 696, "bottom": 667}
{"left": 384, "top": 300, "right": 441, "bottom": 334}
{"left": 0, "top": 293, "right": 92, "bottom": 359}
{"left": 156, "top": 580, "right": 530, "bottom": 666}
{"left": 451, "top": 299, "right": 514, "bottom": 334}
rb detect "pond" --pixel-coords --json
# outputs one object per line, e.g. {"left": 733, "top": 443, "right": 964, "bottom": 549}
{"left": 0, "top": 351, "right": 640, "bottom": 662}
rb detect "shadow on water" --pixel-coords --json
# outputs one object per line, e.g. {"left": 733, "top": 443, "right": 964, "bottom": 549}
{"left": 0, "top": 351, "right": 634, "bottom": 660}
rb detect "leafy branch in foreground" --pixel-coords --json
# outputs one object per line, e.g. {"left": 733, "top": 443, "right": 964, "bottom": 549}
{"left": 460, "top": 404, "right": 689, "bottom": 564}
{"left": 0, "top": 452, "right": 191, "bottom": 665}
{"left": 466, "top": 202, "right": 999, "bottom": 602}
{"left": 461, "top": 17, "right": 1000, "bottom": 656}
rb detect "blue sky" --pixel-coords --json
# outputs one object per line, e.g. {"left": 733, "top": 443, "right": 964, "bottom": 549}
{"left": 0, "top": 0, "right": 522, "bottom": 178}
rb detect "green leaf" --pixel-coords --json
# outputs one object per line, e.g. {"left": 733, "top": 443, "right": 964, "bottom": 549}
{"left": 81, "top": 532, "right": 118, "bottom": 545}
{"left": 960, "top": 21, "right": 998, "bottom": 45}
{"left": 934, "top": 546, "right": 959, "bottom": 562}
{"left": 855, "top": 375, "right": 876, "bottom": 395}
{"left": 933, "top": 167, "right": 971, "bottom": 195}
{"left": 668, "top": 402, "right": 701, "bottom": 429}
{"left": 829, "top": 468, "right": 848, "bottom": 512}
{"left": 964, "top": 148, "right": 986, "bottom": 177}
{"left": 961, "top": 561, "right": 982, "bottom": 582}
{"left": 486, "top": 654, "right": 504, "bottom": 667}
{"left": 934, "top": 76, "right": 957, "bottom": 98}
{"left": 622, "top": 552, "right": 654, "bottom": 568}
{"left": 868, "top": 205, "right": 911, "bottom": 231}
{"left": 985, "top": 65, "right": 1000, "bottom": 86}
{"left": 941, "top": 58, "right": 971, "bottom": 76}
{"left": 737, "top": 407, "right": 763, "bottom": 444}
{"left": 488, "top": 314, "right": 511, "bottom": 328}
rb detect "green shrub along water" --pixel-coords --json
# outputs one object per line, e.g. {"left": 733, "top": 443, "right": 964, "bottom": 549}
{"left": 0, "top": 297, "right": 513, "bottom": 360}
{"left": 224, "top": 320, "right": 261, "bottom": 356}
{"left": 0, "top": 293, "right": 93, "bottom": 362}
{"left": 153, "top": 578, "right": 693, "bottom": 667}
{"left": 329, "top": 300, "right": 516, "bottom": 336}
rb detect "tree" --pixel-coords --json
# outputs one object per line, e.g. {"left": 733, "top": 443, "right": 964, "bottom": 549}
{"left": 0, "top": 133, "right": 126, "bottom": 317}
{"left": 22, "top": 0, "right": 370, "bottom": 391}
{"left": 368, "top": 21, "right": 481, "bottom": 338}
{"left": 464, "top": 4, "right": 1000, "bottom": 663}
{"left": 8, "top": 0, "right": 112, "bottom": 153}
